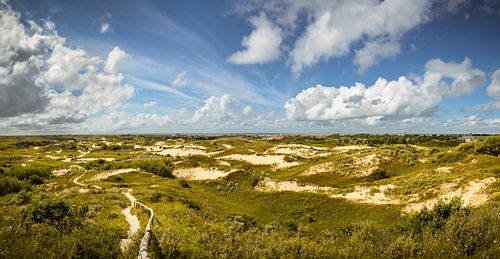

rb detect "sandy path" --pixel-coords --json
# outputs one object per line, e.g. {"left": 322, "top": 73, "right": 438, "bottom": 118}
{"left": 120, "top": 191, "right": 141, "bottom": 251}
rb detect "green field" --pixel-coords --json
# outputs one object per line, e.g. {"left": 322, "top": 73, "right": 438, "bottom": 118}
{"left": 0, "top": 134, "right": 499, "bottom": 258}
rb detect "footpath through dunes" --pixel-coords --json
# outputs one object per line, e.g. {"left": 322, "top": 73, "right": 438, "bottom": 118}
{"left": 121, "top": 191, "right": 140, "bottom": 251}
{"left": 70, "top": 167, "right": 154, "bottom": 256}
{"left": 256, "top": 177, "right": 498, "bottom": 212}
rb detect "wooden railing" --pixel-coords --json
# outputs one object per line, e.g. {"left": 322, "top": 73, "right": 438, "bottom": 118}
{"left": 134, "top": 200, "right": 154, "bottom": 259}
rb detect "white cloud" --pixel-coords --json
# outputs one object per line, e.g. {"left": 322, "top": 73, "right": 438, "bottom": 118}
{"left": 486, "top": 68, "right": 500, "bottom": 97}
{"left": 354, "top": 40, "right": 401, "bottom": 74}
{"left": 285, "top": 0, "right": 433, "bottom": 75}
{"left": 171, "top": 71, "right": 188, "bottom": 87}
{"left": 143, "top": 101, "right": 157, "bottom": 108}
{"left": 192, "top": 94, "right": 242, "bottom": 123}
{"left": 0, "top": 2, "right": 134, "bottom": 128}
{"left": 227, "top": 13, "right": 282, "bottom": 64}
{"left": 100, "top": 22, "right": 112, "bottom": 34}
{"left": 425, "top": 57, "right": 485, "bottom": 96}
{"left": 105, "top": 46, "right": 128, "bottom": 74}
{"left": 461, "top": 101, "right": 500, "bottom": 112}
{"left": 285, "top": 57, "right": 485, "bottom": 121}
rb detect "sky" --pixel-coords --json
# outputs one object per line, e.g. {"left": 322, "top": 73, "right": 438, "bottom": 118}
{"left": 0, "top": 0, "right": 499, "bottom": 134}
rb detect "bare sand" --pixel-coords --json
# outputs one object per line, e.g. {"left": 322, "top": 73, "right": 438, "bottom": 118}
{"left": 403, "top": 177, "right": 496, "bottom": 213}
{"left": 220, "top": 154, "right": 299, "bottom": 169}
{"left": 256, "top": 178, "right": 332, "bottom": 193}
{"left": 330, "top": 184, "right": 399, "bottom": 205}
{"left": 91, "top": 168, "right": 138, "bottom": 181}
{"left": 269, "top": 144, "right": 330, "bottom": 157}
{"left": 173, "top": 167, "right": 238, "bottom": 180}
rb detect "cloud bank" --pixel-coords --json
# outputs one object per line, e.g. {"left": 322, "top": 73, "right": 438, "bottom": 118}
{"left": 285, "top": 57, "right": 485, "bottom": 122}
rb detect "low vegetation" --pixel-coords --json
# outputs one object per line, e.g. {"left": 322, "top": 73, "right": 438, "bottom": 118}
{"left": 0, "top": 134, "right": 498, "bottom": 257}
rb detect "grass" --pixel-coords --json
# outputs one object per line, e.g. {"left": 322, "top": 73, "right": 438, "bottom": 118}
{"left": 0, "top": 135, "right": 499, "bottom": 257}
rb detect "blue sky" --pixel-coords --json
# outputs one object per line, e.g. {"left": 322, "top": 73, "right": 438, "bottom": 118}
{"left": 0, "top": 0, "right": 499, "bottom": 134}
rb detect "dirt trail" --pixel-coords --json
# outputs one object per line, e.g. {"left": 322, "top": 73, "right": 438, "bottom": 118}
{"left": 120, "top": 191, "right": 141, "bottom": 251}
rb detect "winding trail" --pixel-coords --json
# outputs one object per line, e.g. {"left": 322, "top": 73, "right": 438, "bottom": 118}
{"left": 120, "top": 191, "right": 141, "bottom": 251}
{"left": 72, "top": 169, "right": 153, "bottom": 256}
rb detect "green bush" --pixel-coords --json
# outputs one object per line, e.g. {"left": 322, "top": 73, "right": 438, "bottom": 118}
{"left": 29, "top": 198, "right": 88, "bottom": 232}
{"left": 0, "top": 175, "right": 26, "bottom": 195}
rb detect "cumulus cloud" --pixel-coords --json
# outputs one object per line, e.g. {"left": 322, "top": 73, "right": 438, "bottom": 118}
{"left": 100, "top": 23, "right": 112, "bottom": 34}
{"left": 237, "top": 0, "right": 433, "bottom": 75}
{"left": 143, "top": 101, "right": 157, "bottom": 108}
{"left": 486, "top": 68, "right": 500, "bottom": 97}
{"left": 192, "top": 94, "right": 245, "bottom": 123}
{"left": 354, "top": 40, "right": 401, "bottom": 74}
{"left": 171, "top": 71, "right": 188, "bottom": 87}
{"left": 105, "top": 46, "right": 128, "bottom": 74}
{"left": 425, "top": 57, "right": 485, "bottom": 96}
{"left": 227, "top": 13, "right": 282, "bottom": 64}
{"left": 0, "top": 2, "right": 133, "bottom": 127}
{"left": 285, "top": 57, "right": 485, "bottom": 121}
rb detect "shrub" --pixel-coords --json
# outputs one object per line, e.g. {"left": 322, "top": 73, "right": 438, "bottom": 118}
{"left": 399, "top": 197, "right": 464, "bottom": 237}
{"left": 136, "top": 159, "right": 174, "bottom": 178}
{"left": 0, "top": 175, "right": 25, "bottom": 195}
{"left": 366, "top": 168, "right": 390, "bottom": 181}
{"left": 29, "top": 198, "right": 88, "bottom": 232}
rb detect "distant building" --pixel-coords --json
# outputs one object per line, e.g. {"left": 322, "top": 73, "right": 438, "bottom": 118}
{"left": 459, "top": 134, "right": 476, "bottom": 142}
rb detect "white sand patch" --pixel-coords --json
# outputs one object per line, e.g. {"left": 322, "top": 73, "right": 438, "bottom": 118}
{"left": 330, "top": 185, "right": 399, "bottom": 205}
{"left": 222, "top": 144, "right": 234, "bottom": 149}
{"left": 157, "top": 147, "right": 222, "bottom": 157}
{"left": 256, "top": 178, "right": 333, "bottom": 193}
{"left": 220, "top": 154, "right": 299, "bottom": 169}
{"left": 77, "top": 150, "right": 90, "bottom": 158}
{"left": 302, "top": 162, "right": 335, "bottom": 176}
{"left": 79, "top": 188, "right": 89, "bottom": 193}
{"left": 55, "top": 149, "right": 62, "bottom": 153}
{"left": 45, "top": 155, "right": 65, "bottom": 160}
{"left": 333, "top": 145, "right": 373, "bottom": 152}
{"left": 218, "top": 160, "right": 231, "bottom": 166}
{"left": 174, "top": 167, "right": 238, "bottom": 180}
{"left": 436, "top": 167, "right": 452, "bottom": 173}
{"left": 256, "top": 179, "right": 398, "bottom": 205}
{"left": 302, "top": 154, "right": 378, "bottom": 177}
{"left": 403, "top": 177, "right": 496, "bottom": 213}
{"left": 53, "top": 168, "right": 70, "bottom": 176}
{"left": 183, "top": 144, "right": 207, "bottom": 150}
{"left": 269, "top": 144, "right": 330, "bottom": 158}
{"left": 34, "top": 147, "right": 40, "bottom": 150}
{"left": 91, "top": 168, "right": 138, "bottom": 181}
